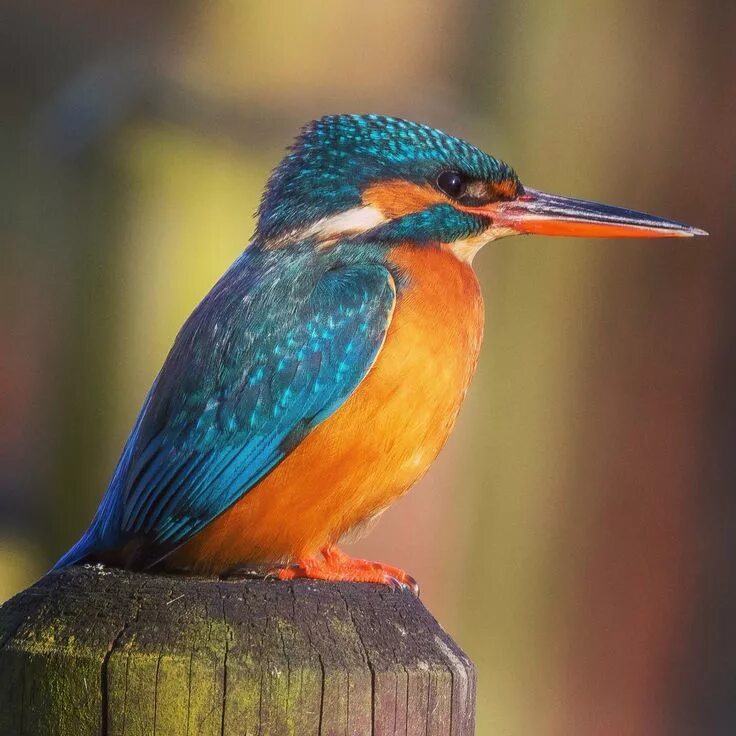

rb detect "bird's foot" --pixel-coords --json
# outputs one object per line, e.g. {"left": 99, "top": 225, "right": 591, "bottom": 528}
{"left": 271, "top": 545, "right": 419, "bottom": 595}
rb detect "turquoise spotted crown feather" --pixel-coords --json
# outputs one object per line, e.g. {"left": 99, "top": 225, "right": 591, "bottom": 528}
{"left": 257, "top": 114, "right": 520, "bottom": 239}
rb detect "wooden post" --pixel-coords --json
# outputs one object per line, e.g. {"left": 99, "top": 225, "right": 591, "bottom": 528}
{"left": 0, "top": 565, "right": 475, "bottom": 735}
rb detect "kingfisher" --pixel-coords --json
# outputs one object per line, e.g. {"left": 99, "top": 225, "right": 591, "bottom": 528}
{"left": 55, "top": 114, "right": 706, "bottom": 590}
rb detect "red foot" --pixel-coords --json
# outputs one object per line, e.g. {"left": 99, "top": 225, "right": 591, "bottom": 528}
{"left": 272, "top": 545, "right": 419, "bottom": 595}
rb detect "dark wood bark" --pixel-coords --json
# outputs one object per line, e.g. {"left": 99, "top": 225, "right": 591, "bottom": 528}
{"left": 0, "top": 566, "right": 475, "bottom": 735}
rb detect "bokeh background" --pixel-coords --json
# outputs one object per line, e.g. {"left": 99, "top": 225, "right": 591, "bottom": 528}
{"left": 2, "top": 2, "right": 735, "bottom": 733}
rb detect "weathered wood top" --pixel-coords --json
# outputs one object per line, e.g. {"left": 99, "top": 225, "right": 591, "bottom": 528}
{"left": 0, "top": 565, "right": 475, "bottom": 735}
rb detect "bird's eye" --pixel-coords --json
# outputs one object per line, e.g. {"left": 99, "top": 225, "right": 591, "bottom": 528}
{"left": 437, "top": 171, "right": 467, "bottom": 199}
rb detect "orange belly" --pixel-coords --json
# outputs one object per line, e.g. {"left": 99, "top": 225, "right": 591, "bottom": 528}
{"left": 170, "top": 246, "right": 484, "bottom": 573}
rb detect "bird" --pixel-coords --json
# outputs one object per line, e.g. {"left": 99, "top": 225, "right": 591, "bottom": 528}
{"left": 54, "top": 114, "right": 707, "bottom": 590}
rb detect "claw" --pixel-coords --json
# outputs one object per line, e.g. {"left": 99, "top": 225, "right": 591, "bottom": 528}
{"left": 387, "top": 573, "right": 420, "bottom": 596}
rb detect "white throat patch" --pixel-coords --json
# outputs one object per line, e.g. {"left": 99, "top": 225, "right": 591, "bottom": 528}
{"left": 443, "top": 225, "right": 517, "bottom": 264}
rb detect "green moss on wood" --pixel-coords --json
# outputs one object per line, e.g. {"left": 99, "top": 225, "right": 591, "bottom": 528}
{"left": 0, "top": 566, "right": 475, "bottom": 735}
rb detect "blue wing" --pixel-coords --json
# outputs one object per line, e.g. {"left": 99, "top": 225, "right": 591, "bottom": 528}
{"left": 55, "top": 258, "right": 396, "bottom": 568}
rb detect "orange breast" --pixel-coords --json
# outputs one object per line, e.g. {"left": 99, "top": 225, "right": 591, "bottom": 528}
{"left": 170, "top": 246, "right": 484, "bottom": 573}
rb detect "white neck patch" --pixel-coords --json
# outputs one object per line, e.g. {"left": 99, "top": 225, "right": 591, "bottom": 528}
{"left": 303, "top": 205, "right": 387, "bottom": 242}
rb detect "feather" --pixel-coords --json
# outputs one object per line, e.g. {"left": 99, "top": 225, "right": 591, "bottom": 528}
{"left": 55, "top": 246, "right": 396, "bottom": 568}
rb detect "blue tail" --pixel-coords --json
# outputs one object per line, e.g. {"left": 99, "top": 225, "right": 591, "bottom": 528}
{"left": 52, "top": 530, "right": 98, "bottom": 569}
{"left": 52, "top": 384, "right": 155, "bottom": 571}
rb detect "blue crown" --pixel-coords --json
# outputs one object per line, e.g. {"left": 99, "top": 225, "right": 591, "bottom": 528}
{"left": 257, "top": 114, "right": 518, "bottom": 239}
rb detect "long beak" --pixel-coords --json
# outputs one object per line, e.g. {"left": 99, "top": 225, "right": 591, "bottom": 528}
{"left": 488, "top": 188, "right": 708, "bottom": 238}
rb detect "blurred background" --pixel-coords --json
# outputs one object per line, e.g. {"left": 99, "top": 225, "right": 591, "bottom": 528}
{"left": 2, "top": 1, "right": 735, "bottom": 733}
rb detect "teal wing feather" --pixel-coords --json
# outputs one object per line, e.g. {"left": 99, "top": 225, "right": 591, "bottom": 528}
{"left": 55, "top": 258, "right": 396, "bottom": 568}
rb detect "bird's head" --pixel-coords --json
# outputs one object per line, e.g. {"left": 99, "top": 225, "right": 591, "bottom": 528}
{"left": 257, "top": 114, "right": 706, "bottom": 259}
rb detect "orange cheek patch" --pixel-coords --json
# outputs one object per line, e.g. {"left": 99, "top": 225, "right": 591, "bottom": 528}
{"left": 362, "top": 180, "right": 448, "bottom": 219}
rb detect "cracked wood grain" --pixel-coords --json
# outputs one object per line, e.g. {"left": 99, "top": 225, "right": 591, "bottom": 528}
{"left": 0, "top": 566, "right": 475, "bottom": 735}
